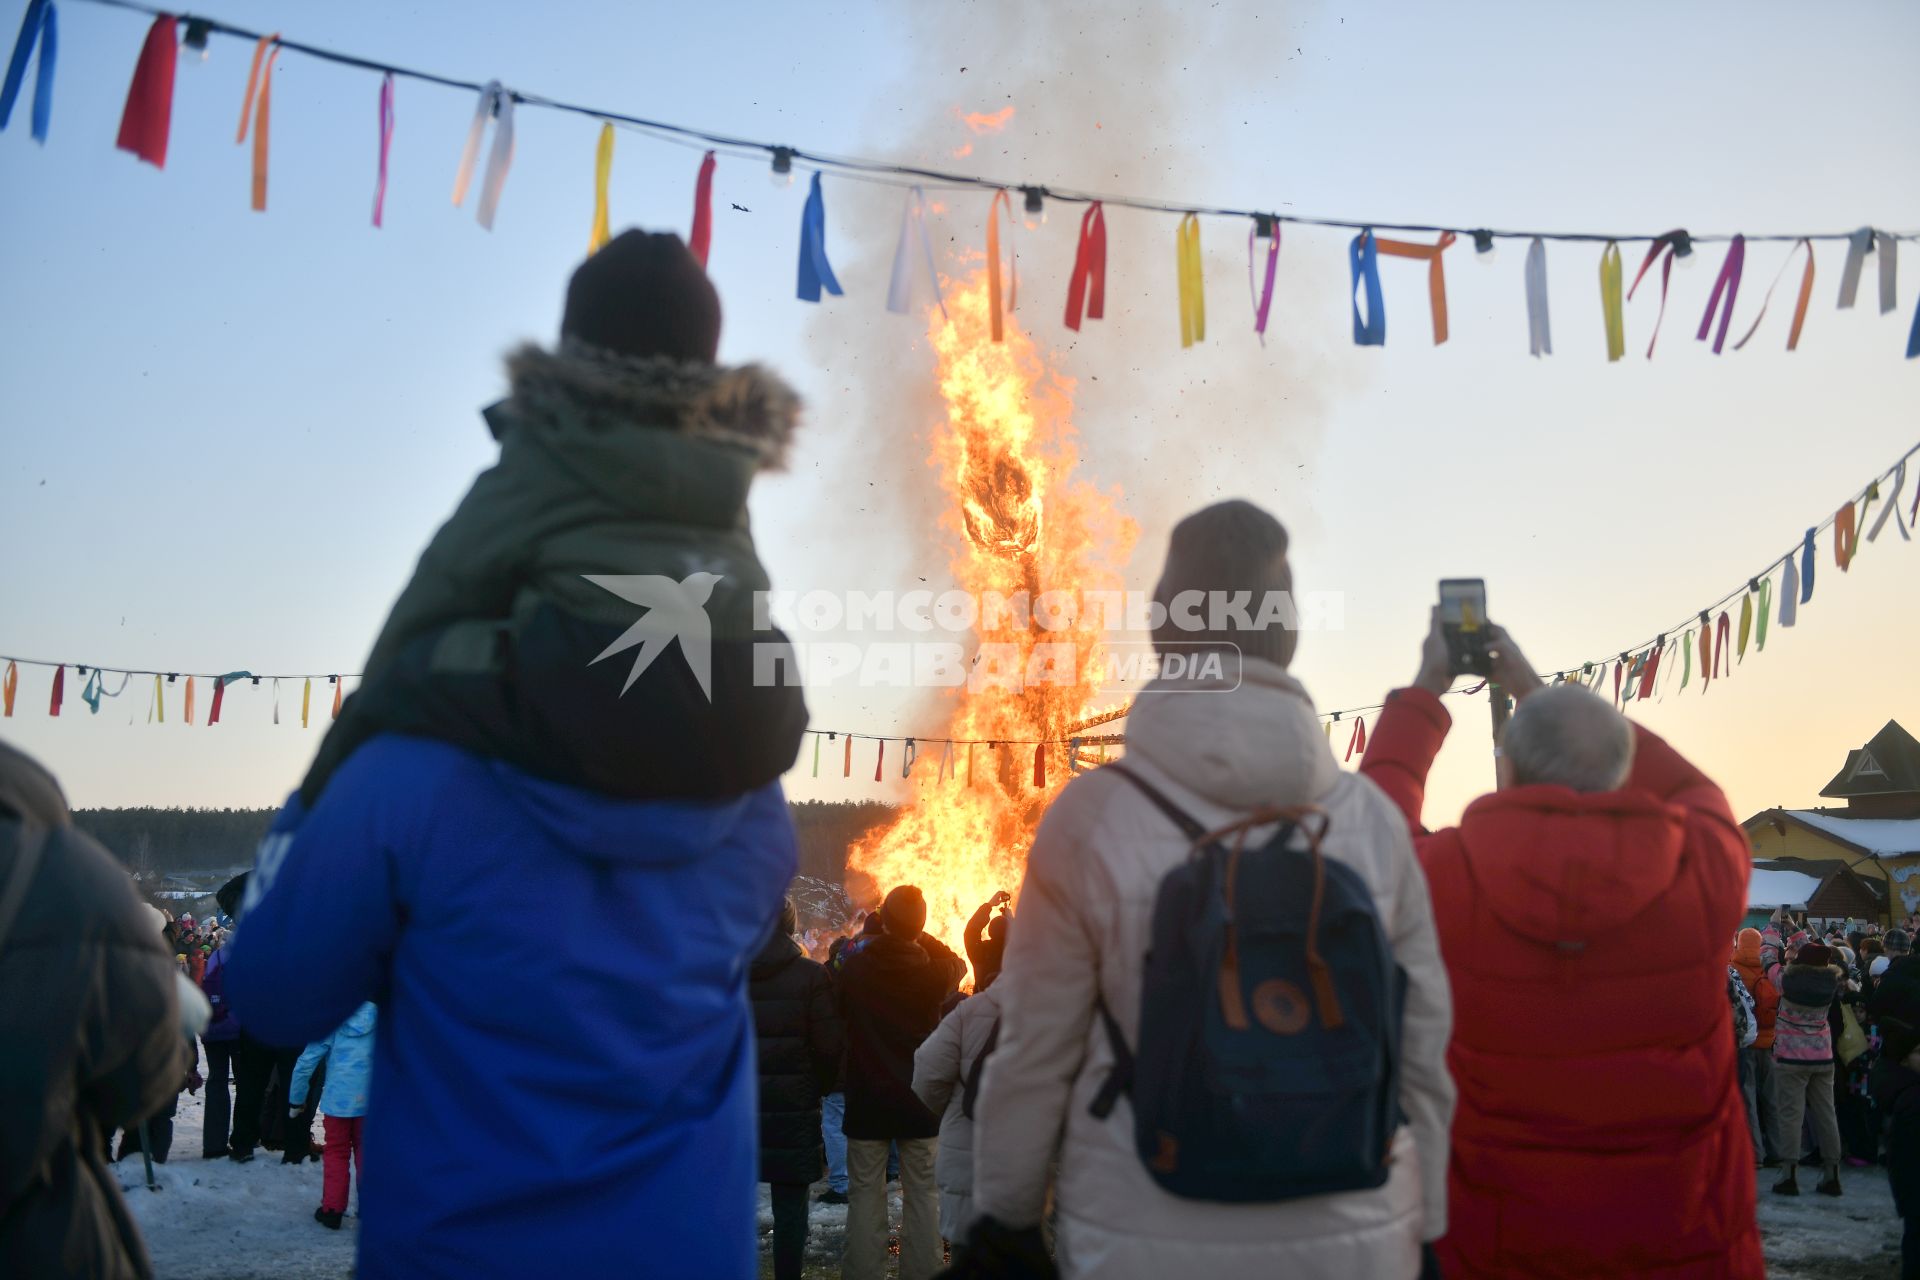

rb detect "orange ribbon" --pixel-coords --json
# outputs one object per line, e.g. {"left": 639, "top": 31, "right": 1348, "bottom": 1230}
{"left": 1374, "top": 232, "right": 1457, "bottom": 344}
{"left": 234, "top": 34, "right": 281, "bottom": 212}
{"left": 1835, "top": 500, "right": 1859, "bottom": 570}
{"left": 843, "top": 734, "right": 852, "bottom": 778}
{"left": 873, "top": 739, "right": 884, "bottom": 782}
{"left": 1, "top": 660, "right": 14, "bottom": 716}
{"left": 184, "top": 675, "right": 196, "bottom": 724}
{"left": 331, "top": 677, "right": 343, "bottom": 719}
{"left": 986, "top": 190, "right": 1018, "bottom": 342}
{"left": 1734, "top": 238, "right": 1817, "bottom": 352}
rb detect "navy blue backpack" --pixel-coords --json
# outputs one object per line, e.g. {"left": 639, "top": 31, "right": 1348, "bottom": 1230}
{"left": 1090, "top": 764, "right": 1408, "bottom": 1203}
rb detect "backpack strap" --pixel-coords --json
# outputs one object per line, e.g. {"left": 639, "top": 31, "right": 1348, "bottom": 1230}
{"left": 1104, "top": 763, "right": 1207, "bottom": 843}
{"left": 960, "top": 1018, "right": 1002, "bottom": 1121}
{"left": 1088, "top": 994, "right": 1134, "bottom": 1120}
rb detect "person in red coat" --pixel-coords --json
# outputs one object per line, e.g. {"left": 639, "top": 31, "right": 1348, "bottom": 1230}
{"left": 1360, "top": 612, "right": 1762, "bottom": 1280}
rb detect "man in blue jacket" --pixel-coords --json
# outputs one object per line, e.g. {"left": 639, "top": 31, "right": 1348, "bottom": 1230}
{"left": 228, "top": 741, "right": 795, "bottom": 1277}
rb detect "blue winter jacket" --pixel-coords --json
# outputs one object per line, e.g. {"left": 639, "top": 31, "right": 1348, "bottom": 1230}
{"left": 290, "top": 1002, "right": 377, "bottom": 1118}
{"left": 225, "top": 736, "right": 796, "bottom": 1280}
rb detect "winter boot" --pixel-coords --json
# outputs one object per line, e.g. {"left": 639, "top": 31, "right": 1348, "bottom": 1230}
{"left": 315, "top": 1207, "right": 343, "bottom": 1230}
{"left": 1816, "top": 1166, "right": 1844, "bottom": 1197}
{"left": 1771, "top": 1166, "right": 1800, "bottom": 1196}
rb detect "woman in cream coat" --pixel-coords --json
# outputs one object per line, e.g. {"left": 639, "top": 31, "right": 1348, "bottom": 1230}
{"left": 968, "top": 501, "right": 1455, "bottom": 1280}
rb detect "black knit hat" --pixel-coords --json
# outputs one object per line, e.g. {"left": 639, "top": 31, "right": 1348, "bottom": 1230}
{"left": 881, "top": 886, "right": 927, "bottom": 938}
{"left": 561, "top": 230, "right": 722, "bottom": 364}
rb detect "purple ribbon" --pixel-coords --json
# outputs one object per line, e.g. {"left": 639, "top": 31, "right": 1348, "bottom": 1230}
{"left": 1697, "top": 235, "right": 1745, "bottom": 354}
{"left": 1248, "top": 220, "right": 1280, "bottom": 344}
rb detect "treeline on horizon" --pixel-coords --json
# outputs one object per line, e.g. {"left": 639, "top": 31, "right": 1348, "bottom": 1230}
{"left": 73, "top": 800, "right": 893, "bottom": 883}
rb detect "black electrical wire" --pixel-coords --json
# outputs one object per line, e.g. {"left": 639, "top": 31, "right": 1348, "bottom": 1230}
{"left": 61, "top": 0, "right": 1920, "bottom": 247}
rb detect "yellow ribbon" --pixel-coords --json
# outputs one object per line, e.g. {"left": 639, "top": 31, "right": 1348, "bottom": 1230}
{"left": 1599, "top": 241, "right": 1625, "bottom": 362}
{"left": 1737, "top": 592, "right": 1753, "bottom": 661}
{"left": 235, "top": 34, "right": 281, "bottom": 212}
{"left": 151, "top": 674, "right": 164, "bottom": 724}
{"left": 301, "top": 677, "right": 311, "bottom": 728}
{"left": 986, "top": 191, "right": 1017, "bottom": 342}
{"left": 1177, "top": 213, "right": 1205, "bottom": 348}
{"left": 589, "top": 123, "right": 614, "bottom": 253}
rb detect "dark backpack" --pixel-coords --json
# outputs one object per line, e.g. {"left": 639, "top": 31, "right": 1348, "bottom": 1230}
{"left": 1089, "top": 764, "right": 1408, "bottom": 1203}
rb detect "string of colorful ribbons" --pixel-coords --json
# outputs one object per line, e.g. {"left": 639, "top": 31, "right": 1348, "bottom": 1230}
{"left": 5, "top": 0, "right": 1918, "bottom": 357}
{"left": 7, "top": 441, "right": 1913, "bottom": 778}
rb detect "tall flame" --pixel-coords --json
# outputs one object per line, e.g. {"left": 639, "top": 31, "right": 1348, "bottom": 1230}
{"left": 846, "top": 270, "right": 1136, "bottom": 962}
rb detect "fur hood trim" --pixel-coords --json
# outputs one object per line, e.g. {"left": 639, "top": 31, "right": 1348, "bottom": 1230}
{"left": 504, "top": 340, "right": 801, "bottom": 469}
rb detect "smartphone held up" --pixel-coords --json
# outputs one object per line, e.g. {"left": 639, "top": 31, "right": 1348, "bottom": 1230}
{"left": 1439, "top": 578, "right": 1493, "bottom": 678}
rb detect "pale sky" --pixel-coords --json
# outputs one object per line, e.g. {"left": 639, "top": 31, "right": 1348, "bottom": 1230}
{"left": 1, "top": 0, "right": 1915, "bottom": 828}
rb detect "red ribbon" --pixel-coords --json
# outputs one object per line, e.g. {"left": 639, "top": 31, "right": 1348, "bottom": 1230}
{"left": 1613, "top": 661, "right": 1624, "bottom": 706}
{"left": 115, "top": 15, "right": 179, "bottom": 169}
{"left": 1714, "top": 612, "right": 1732, "bottom": 679}
{"left": 1696, "top": 235, "right": 1746, "bottom": 355}
{"left": 1627, "top": 231, "right": 1686, "bottom": 359}
{"left": 48, "top": 663, "right": 64, "bottom": 717}
{"left": 1345, "top": 717, "right": 1367, "bottom": 762}
{"left": 1698, "top": 621, "right": 1714, "bottom": 693}
{"left": 1637, "top": 643, "right": 1663, "bottom": 701}
{"left": 1064, "top": 202, "right": 1107, "bottom": 331}
{"left": 688, "top": 150, "right": 716, "bottom": 267}
{"left": 873, "top": 739, "right": 884, "bottom": 782}
{"left": 1835, "top": 501, "right": 1859, "bottom": 571}
{"left": 1033, "top": 743, "right": 1047, "bottom": 788}
{"left": 209, "top": 676, "right": 227, "bottom": 725}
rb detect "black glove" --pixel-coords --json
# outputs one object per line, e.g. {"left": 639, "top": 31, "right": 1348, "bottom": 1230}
{"left": 934, "top": 1216, "right": 1056, "bottom": 1280}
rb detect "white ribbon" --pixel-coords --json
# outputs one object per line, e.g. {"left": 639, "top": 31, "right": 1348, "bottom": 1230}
{"left": 452, "top": 80, "right": 515, "bottom": 229}
{"left": 1524, "top": 237, "right": 1551, "bottom": 357}
{"left": 1779, "top": 558, "right": 1799, "bottom": 628}
{"left": 1867, "top": 460, "right": 1912, "bottom": 543}
{"left": 887, "top": 185, "right": 946, "bottom": 319}
{"left": 1837, "top": 228, "right": 1898, "bottom": 313}
{"left": 271, "top": 676, "right": 280, "bottom": 725}
{"left": 936, "top": 739, "right": 955, "bottom": 783}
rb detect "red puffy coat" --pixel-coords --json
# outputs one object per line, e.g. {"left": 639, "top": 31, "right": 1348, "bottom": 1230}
{"left": 1362, "top": 687, "right": 1761, "bottom": 1280}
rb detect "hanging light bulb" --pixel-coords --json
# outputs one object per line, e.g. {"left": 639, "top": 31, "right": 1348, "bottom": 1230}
{"left": 183, "top": 18, "right": 212, "bottom": 62}
{"left": 768, "top": 146, "right": 795, "bottom": 189}
{"left": 1472, "top": 228, "right": 1497, "bottom": 265}
{"left": 1020, "top": 185, "right": 1047, "bottom": 231}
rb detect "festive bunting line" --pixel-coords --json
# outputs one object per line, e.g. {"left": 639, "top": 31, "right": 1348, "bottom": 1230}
{"left": 35, "top": 0, "right": 1920, "bottom": 251}
{"left": 6, "top": 439, "right": 1909, "bottom": 752}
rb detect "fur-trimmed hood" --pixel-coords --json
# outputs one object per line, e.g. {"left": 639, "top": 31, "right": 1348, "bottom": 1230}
{"left": 494, "top": 340, "right": 801, "bottom": 470}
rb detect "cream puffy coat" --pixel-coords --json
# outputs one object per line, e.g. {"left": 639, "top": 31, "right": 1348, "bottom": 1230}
{"left": 912, "top": 981, "right": 1006, "bottom": 1240}
{"left": 970, "top": 659, "right": 1455, "bottom": 1280}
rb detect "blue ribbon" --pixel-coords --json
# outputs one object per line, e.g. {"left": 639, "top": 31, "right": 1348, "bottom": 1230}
{"left": 1350, "top": 230, "right": 1384, "bottom": 346}
{"left": 1799, "top": 527, "right": 1816, "bottom": 605}
{"left": 796, "top": 172, "right": 844, "bottom": 304}
{"left": 0, "top": 0, "right": 56, "bottom": 143}
{"left": 1908, "top": 290, "right": 1920, "bottom": 360}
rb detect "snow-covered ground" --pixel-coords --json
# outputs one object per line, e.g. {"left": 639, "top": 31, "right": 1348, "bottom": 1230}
{"left": 121, "top": 1087, "right": 1904, "bottom": 1279}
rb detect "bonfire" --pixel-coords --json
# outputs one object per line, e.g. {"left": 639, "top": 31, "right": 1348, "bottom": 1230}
{"left": 845, "top": 269, "right": 1137, "bottom": 959}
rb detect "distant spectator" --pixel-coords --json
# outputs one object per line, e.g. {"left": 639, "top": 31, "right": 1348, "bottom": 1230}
{"left": 290, "top": 1002, "right": 377, "bottom": 1230}
{"left": 838, "top": 886, "right": 954, "bottom": 1280}
{"left": 0, "top": 741, "right": 195, "bottom": 1278}
{"left": 963, "top": 892, "right": 1012, "bottom": 990}
{"left": 749, "top": 898, "right": 842, "bottom": 1280}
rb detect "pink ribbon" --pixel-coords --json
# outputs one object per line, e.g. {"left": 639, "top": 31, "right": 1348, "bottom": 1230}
{"left": 372, "top": 73, "right": 394, "bottom": 228}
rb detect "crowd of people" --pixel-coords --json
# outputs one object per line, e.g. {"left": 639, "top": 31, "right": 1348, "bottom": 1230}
{"left": 7, "top": 231, "right": 1920, "bottom": 1280}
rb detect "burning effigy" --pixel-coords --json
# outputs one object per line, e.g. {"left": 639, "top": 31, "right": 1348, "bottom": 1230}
{"left": 844, "top": 270, "right": 1137, "bottom": 955}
